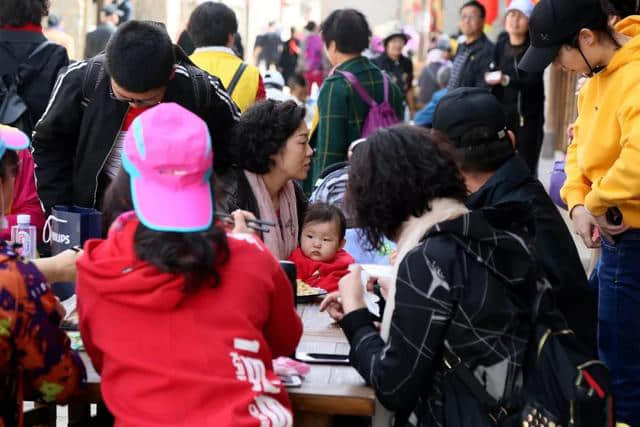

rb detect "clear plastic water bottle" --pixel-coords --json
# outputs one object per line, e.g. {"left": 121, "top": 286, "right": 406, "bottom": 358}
{"left": 11, "top": 214, "right": 37, "bottom": 259}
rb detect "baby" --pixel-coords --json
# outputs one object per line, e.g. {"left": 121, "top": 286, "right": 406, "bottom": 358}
{"left": 288, "top": 203, "right": 354, "bottom": 292}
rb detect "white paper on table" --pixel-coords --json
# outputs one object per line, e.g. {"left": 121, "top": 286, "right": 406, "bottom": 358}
{"left": 62, "top": 294, "right": 78, "bottom": 322}
{"left": 362, "top": 285, "right": 380, "bottom": 317}
{"left": 360, "top": 264, "right": 394, "bottom": 279}
{"left": 360, "top": 269, "right": 381, "bottom": 318}
{"left": 347, "top": 264, "right": 392, "bottom": 318}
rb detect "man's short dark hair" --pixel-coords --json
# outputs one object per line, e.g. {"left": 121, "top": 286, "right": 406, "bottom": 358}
{"left": 303, "top": 203, "right": 347, "bottom": 241}
{"left": 187, "top": 1, "right": 238, "bottom": 48}
{"left": 305, "top": 21, "right": 317, "bottom": 32}
{"left": 449, "top": 126, "right": 514, "bottom": 173}
{"left": 321, "top": 9, "right": 371, "bottom": 54}
{"left": 0, "top": 0, "right": 49, "bottom": 27}
{"left": 460, "top": 1, "right": 487, "bottom": 19}
{"left": 106, "top": 20, "right": 176, "bottom": 92}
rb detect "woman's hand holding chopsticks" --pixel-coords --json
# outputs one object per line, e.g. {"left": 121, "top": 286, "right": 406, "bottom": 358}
{"left": 217, "top": 210, "right": 276, "bottom": 235}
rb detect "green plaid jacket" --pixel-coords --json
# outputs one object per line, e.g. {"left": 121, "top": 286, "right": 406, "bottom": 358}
{"left": 305, "top": 56, "right": 405, "bottom": 192}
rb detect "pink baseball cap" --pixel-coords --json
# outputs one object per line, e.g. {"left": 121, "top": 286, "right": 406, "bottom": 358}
{"left": 0, "top": 125, "right": 30, "bottom": 157}
{"left": 122, "top": 103, "right": 214, "bottom": 232}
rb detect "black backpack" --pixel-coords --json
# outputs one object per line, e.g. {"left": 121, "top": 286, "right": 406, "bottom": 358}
{"left": 442, "top": 277, "right": 613, "bottom": 427}
{"left": 0, "top": 41, "right": 53, "bottom": 134}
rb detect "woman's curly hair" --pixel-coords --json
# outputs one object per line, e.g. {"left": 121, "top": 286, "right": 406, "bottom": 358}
{"left": 231, "top": 100, "right": 306, "bottom": 174}
{"left": 346, "top": 125, "right": 468, "bottom": 250}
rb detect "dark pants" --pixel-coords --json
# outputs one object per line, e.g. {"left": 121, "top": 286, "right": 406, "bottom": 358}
{"left": 596, "top": 230, "right": 640, "bottom": 424}
{"left": 514, "top": 113, "right": 544, "bottom": 177}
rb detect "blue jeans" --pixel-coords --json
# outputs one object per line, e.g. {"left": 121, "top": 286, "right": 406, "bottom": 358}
{"left": 598, "top": 230, "right": 640, "bottom": 424}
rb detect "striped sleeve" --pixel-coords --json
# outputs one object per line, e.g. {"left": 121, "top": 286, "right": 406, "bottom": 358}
{"left": 206, "top": 73, "right": 241, "bottom": 120}
{"left": 174, "top": 64, "right": 241, "bottom": 120}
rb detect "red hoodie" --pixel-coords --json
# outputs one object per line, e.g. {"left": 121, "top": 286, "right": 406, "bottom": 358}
{"left": 0, "top": 150, "right": 45, "bottom": 242}
{"left": 287, "top": 247, "right": 354, "bottom": 292}
{"left": 76, "top": 218, "right": 302, "bottom": 427}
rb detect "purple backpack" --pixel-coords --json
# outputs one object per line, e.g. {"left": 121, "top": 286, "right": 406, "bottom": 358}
{"left": 549, "top": 160, "right": 568, "bottom": 210}
{"left": 337, "top": 70, "right": 400, "bottom": 138}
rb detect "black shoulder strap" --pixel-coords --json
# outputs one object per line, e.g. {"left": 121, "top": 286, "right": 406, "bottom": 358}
{"left": 6, "top": 41, "right": 54, "bottom": 80}
{"left": 442, "top": 342, "right": 509, "bottom": 424}
{"left": 81, "top": 57, "right": 105, "bottom": 108}
{"left": 227, "top": 62, "right": 248, "bottom": 97}
{"left": 425, "top": 227, "right": 513, "bottom": 424}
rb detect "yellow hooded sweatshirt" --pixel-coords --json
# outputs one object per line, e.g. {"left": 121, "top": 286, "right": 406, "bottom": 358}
{"left": 562, "top": 16, "right": 640, "bottom": 226}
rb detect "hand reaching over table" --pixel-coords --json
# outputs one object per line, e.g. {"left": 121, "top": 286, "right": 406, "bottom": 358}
{"left": 319, "top": 291, "right": 344, "bottom": 321}
{"left": 339, "top": 265, "right": 367, "bottom": 314}
{"left": 32, "top": 248, "right": 83, "bottom": 284}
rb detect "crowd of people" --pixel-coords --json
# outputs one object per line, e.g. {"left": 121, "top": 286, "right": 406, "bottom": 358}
{"left": 0, "top": 0, "right": 640, "bottom": 426}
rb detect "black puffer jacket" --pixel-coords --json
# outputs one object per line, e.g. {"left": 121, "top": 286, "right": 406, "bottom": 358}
{"left": 341, "top": 204, "right": 545, "bottom": 427}
{"left": 466, "top": 154, "right": 596, "bottom": 350}
{"left": 0, "top": 29, "right": 69, "bottom": 132}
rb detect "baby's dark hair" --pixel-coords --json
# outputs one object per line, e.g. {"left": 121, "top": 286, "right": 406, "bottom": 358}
{"left": 303, "top": 203, "right": 347, "bottom": 240}
{"left": 288, "top": 73, "right": 307, "bottom": 88}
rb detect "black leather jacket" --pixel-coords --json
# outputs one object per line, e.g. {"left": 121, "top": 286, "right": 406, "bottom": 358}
{"left": 32, "top": 47, "right": 240, "bottom": 213}
{"left": 466, "top": 155, "right": 596, "bottom": 350}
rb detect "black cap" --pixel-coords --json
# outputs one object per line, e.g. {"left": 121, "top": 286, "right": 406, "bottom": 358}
{"left": 432, "top": 87, "right": 508, "bottom": 143}
{"left": 519, "top": 0, "right": 603, "bottom": 72}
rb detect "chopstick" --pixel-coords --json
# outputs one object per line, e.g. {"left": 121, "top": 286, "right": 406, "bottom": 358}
{"left": 215, "top": 213, "right": 275, "bottom": 233}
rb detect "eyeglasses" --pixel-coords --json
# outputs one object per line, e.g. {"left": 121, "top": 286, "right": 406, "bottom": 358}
{"left": 461, "top": 14, "right": 482, "bottom": 21}
{"left": 109, "top": 84, "right": 163, "bottom": 107}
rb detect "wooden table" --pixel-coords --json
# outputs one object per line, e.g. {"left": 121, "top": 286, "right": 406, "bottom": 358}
{"left": 290, "top": 303, "right": 375, "bottom": 426}
{"left": 67, "top": 303, "right": 374, "bottom": 427}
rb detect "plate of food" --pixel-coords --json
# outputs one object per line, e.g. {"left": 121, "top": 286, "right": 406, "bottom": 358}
{"left": 296, "top": 279, "right": 328, "bottom": 303}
